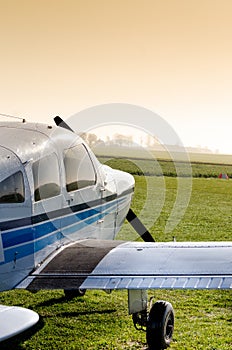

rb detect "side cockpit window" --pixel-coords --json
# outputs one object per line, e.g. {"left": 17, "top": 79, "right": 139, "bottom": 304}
{"left": 0, "top": 171, "right": 25, "bottom": 203}
{"left": 32, "top": 153, "right": 61, "bottom": 202}
{"left": 64, "top": 144, "right": 96, "bottom": 192}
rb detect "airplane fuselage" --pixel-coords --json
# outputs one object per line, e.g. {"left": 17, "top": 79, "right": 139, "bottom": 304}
{"left": 0, "top": 121, "right": 134, "bottom": 291}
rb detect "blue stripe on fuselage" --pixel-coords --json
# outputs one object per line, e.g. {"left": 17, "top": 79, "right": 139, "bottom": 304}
{"left": 0, "top": 194, "right": 118, "bottom": 231}
{"left": 0, "top": 197, "right": 126, "bottom": 265}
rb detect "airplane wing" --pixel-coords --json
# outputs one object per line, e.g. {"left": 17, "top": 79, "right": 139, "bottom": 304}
{"left": 17, "top": 239, "right": 232, "bottom": 291}
{"left": 0, "top": 305, "right": 39, "bottom": 342}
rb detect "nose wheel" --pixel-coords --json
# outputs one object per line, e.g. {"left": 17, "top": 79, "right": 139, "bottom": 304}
{"left": 146, "top": 300, "right": 174, "bottom": 349}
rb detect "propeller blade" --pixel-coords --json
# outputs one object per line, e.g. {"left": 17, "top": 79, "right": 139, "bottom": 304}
{"left": 54, "top": 116, "right": 74, "bottom": 133}
{"left": 126, "top": 208, "right": 155, "bottom": 242}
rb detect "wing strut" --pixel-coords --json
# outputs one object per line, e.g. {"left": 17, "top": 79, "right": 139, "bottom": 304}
{"left": 126, "top": 209, "right": 155, "bottom": 242}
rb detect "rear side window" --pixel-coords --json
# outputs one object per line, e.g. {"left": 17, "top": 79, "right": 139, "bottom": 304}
{"left": 33, "top": 153, "right": 61, "bottom": 201}
{"left": 64, "top": 144, "right": 96, "bottom": 192}
{"left": 0, "top": 171, "right": 25, "bottom": 203}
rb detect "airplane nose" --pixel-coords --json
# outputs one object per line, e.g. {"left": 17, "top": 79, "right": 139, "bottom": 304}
{"left": 114, "top": 169, "right": 135, "bottom": 197}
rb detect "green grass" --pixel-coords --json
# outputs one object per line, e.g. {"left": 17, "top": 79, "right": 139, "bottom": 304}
{"left": 98, "top": 157, "right": 232, "bottom": 178}
{"left": 96, "top": 144, "right": 232, "bottom": 178}
{"left": 0, "top": 289, "right": 231, "bottom": 350}
{"left": 118, "top": 176, "right": 232, "bottom": 242}
{"left": 1, "top": 172, "right": 232, "bottom": 349}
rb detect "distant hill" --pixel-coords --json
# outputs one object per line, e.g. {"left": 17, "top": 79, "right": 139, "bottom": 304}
{"left": 93, "top": 144, "right": 232, "bottom": 165}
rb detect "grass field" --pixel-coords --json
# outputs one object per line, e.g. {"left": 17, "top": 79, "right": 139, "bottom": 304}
{"left": 1, "top": 159, "right": 231, "bottom": 349}
{"left": 96, "top": 144, "right": 232, "bottom": 178}
{"left": 98, "top": 157, "right": 232, "bottom": 178}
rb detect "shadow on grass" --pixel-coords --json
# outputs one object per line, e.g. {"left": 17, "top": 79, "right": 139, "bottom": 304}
{"left": 44, "top": 308, "right": 117, "bottom": 318}
{"left": 35, "top": 293, "right": 85, "bottom": 307}
{"left": 35, "top": 294, "right": 117, "bottom": 317}
{"left": 37, "top": 296, "right": 117, "bottom": 318}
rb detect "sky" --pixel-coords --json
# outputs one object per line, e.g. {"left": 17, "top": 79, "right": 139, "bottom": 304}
{"left": 0, "top": 0, "right": 232, "bottom": 153}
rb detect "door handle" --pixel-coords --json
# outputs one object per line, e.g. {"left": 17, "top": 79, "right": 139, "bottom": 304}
{"left": 66, "top": 197, "right": 74, "bottom": 206}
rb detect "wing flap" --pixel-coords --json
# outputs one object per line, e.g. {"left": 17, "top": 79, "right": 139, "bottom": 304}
{"left": 82, "top": 275, "right": 232, "bottom": 290}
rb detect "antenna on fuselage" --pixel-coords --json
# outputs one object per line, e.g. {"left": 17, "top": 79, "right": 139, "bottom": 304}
{"left": 0, "top": 113, "right": 26, "bottom": 123}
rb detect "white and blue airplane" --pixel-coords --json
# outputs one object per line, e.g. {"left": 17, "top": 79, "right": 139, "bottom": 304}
{"left": 0, "top": 116, "right": 231, "bottom": 349}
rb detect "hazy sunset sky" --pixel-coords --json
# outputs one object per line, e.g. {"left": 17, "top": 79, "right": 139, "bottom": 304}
{"left": 1, "top": 0, "right": 232, "bottom": 153}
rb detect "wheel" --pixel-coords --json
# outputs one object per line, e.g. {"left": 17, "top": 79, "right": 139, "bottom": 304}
{"left": 64, "top": 289, "right": 86, "bottom": 299}
{"left": 146, "top": 300, "right": 174, "bottom": 350}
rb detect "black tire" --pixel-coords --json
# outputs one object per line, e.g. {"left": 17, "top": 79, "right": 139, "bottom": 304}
{"left": 146, "top": 300, "right": 174, "bottom": 350}
{"left": 64, "top": 289, "right": 86, "bottom": 299}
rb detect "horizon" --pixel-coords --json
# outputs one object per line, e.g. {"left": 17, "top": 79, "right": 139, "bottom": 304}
{"left": 81, "top": 125, "right": 228, "bottom": 155}
{"left": 0, "top": 112, "right": 231, "bottom": 156}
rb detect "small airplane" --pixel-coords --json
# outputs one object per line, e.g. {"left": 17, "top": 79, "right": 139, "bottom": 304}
{"left": 0, "top": 115, "right": 231, "bottom": 349}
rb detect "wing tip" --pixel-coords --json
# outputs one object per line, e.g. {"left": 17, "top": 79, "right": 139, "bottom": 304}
{"left": 0, "top": 305, "right": 39, "bottom": 342}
